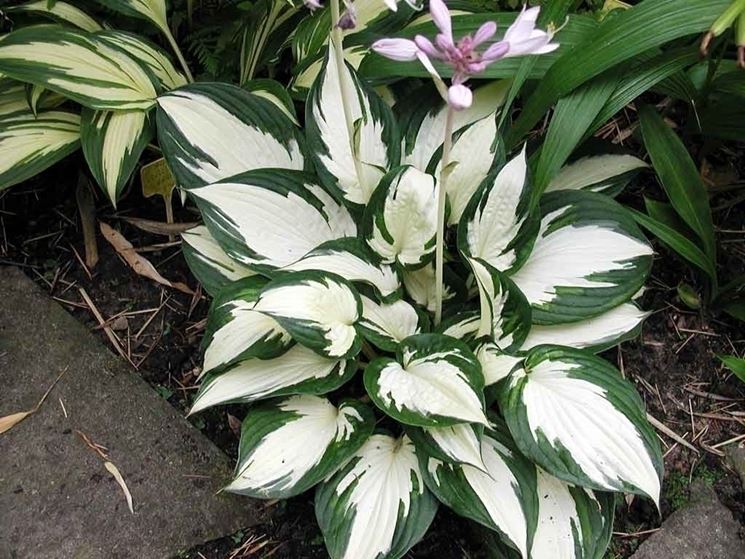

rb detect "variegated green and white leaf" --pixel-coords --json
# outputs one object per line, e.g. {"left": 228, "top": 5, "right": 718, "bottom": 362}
{"left": 365, "top": 166, "right": 437, "bottom": 268}
{"left": 530, "top": 468, "right": 614, "bottom": 559}
{"left": 364, "top": 333, "right": 488, "bottom": 427}
{"left": 181, "top": 225, "right": 256, "bottom": 297}
{"left": 7, "top": 1, "right": 103, "bottom": 32}
{"left": 95, "top": 0, "right": 169, "bottom": 34}
{"left": 98, "top": 30, "right": 187, "bottom": 90}
{"left": 306, "top": 44, "right": 400, "bottom": 206}
{"left": 501, "top": 346, "right": 663, "bottom": 503}
{"left": 25, "top": 83, "right": 44, "bottom": 116}
{"left": 190, "top": 345, "right": 355, "bottom": 413}
{"left": 253, "top": 271, "right": 362, "bottom": 359}
{"left": 476, "top": 342, "right": 524, "bottom": 386}
{"left": 316, "top": 433, "right": 437, "bottom": 559}
{"left": 292, "top": 46, "right": 366, "bottom": 98}
{"left": 402, "top": 262, "right": 457, "bottom": 312}
{"left": 0, "top": 111, "right": 80, "bottom": 191}
{"left": 0, "top": 80, "right": 64, "bottom": 117}
{"left": 545, "top": 154, "right": 648, "bottom": 196}
{"left": 157, "top": 83, "right": 305, "bottom": 189}
{"left": 459, "top": 147, "right": 536, "bottom": 273}
{"left": 408, "top": 423, "right": 486, "bottom": 471}
{"left": 420, "top": 425, "right": 538, "bottom": 558}
{"left": 358, "top": 295, "right": 423, "bottom": 352}
{"left": 227, "top": 396, "right": 374, "bottom": 499}
{"left": 201, "top": 276, "right": 292, "bottom": 377}
{"left": 189, "top": 169, "right": 355, "bottom": 273}
{"left": 283, "top": 238, "right": 400, "bottom": 301}
{"left": 467, "top": 257, "right": 531, "bottom": 352}
{"left": 81, "top": 108, "right": 153, "bottom": 206}
{"left": 510, "top": 190, "right": 653, "bottom": 324}
{"left": 0, "top": 26, "right": 157, "bottom": 110}
{"left": 437, "top": 311, "right": 480, "bottom": 346}
{"left": 243, "top": 79, "right": 299, "bottom": 125}
{"left": 521, "top": 302, "right": 648, "bottom": 352}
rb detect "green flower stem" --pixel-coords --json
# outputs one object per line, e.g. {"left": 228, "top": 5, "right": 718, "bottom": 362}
{"left": 434, "top": 105, "right": 454, "bottom": 326}
{"left": 163, "top": 25, "right": 194, "bottom": 83}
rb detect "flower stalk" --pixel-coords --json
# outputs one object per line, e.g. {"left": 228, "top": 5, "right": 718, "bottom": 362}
{"left": 434, "top": 105, "right": 454, "bottom": 325}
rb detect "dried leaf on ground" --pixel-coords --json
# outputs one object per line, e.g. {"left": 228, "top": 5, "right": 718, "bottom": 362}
{"left": 100, "top": 221, "right": 193, "bottom": 294}
{"left": 0, "top": 367, "right": 68, "bottom": 435}
{"left": 105, "top": 461, "right": 135, "bottom": 514}
{"left": 121, "top": 216, "right": 199, "bottom": 237}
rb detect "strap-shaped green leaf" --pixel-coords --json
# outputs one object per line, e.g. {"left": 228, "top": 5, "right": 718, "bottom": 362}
{"left": 95, "top": 0, "right": 169, "bottom": 34}
{"left": 0, "top": 26, "right": 158, "bottom": 110}
{"left": 0, "top": 110, "right": 80, "bottom": 191}
{"left": 157, "top": 83, "right": 306, "bottom": 189}
{"left": 80, "top": 108, "right": 153, "bottom": 206}
{"left": 544, "top": 154, "right": 648, "bottom": 196}
{"left": 364, "top": 333, "right": 488, "bottom": 427}
{"left": 253, "top": 271, "right": 362, "bottom": 359}
{"left": 227, "top": 396, "right": 374, "bottom": 499}
{"left": 305, "top": 45, "right": 400, "bottom": 206}
{"left": 500, "top": 345, "right": 663, "bottom": 504}
{"left": 315, "top": 433, "right": 437, "bottom": 559}
{"left": 358, "top": 295, "right": 424, "bottom": 352}
{"left": 181, "top": 225, "right": 257, "bottom": 298}
{"left": 7, "top": 1, "right": 103, "bottom": 32}
{"left": 364, "top": 166, "right": 437, "bottom": 269}
{"left": 190, "top": 345, "right": 356, "bottom": 414}
{"left": 201, "top": 276, "right": 292, "bottom": 378}
{"left": 510, "top": 190, "right": 652, "bottom": 325}
{"left": 189, "top": 169, "right": 356, "bottom": 273}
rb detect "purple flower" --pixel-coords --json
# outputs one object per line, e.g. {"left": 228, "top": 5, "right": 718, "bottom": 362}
{"left": 304, "top": 0, "right": 323, "bottom": 10}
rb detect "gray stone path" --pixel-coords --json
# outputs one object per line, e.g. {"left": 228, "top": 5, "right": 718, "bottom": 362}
{"left": 0, "top": 267, "right": 260, "bottom": 559}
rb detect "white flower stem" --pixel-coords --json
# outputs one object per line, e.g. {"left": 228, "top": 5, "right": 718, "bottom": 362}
{"left": 434, "top": 105, "right": 454, "bottom": 326}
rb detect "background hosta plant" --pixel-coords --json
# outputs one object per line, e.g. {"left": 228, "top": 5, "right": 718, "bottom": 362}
{"left": 165, "top": 2, "right": 663, "bottom": 558}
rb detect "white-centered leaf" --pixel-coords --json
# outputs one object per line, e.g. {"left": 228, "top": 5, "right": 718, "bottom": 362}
{"left": 7, "top": 1, "right": 103, "bottom": 32}
{"left": 510, "top": 190, "right": 653, "bottom": 324}
{"left": 95, "top": 0, "right": 169, "bottom": 34}
{"left": 0, "top": 110, "right": 80, "bottom": 191}
{"left": 243, "top": 79, "right": 299, "bottom": 125}
{"left": 460, "top": 147, "right": 535, "bottom": 273}
{"left": 409, "top": 423, "right": 486, "bottom": 471}
{"left": 190, "top": 345, "right": 355, "bottom": 413}
{"left": 0, "top": 26, "right": 157, "bottom": 110}
{"left": 358, "top": 295, "right": 422, "bottom": 352}
{"left": 365, "top": 166, "right": 438, "bottom": 268}
{"left": 364, "top": 334, "right": 488, "bottom": 427}
{"left": 253, "top": 271, "right": 362, "bottom": 359}
{"left": 80, "top": 108, "right": 153, "bottom": 206}
{"left": 402, "top": 263, "right": 456, "bottom": 312}
{"left": 0, "top": 79, "right": 63, "bottom": 118}
{"left": 521, "top": 302, "right": 648, "bottom": 352}
{"left": 201, "top": 276, "right": 292, "bottom": 377}
{"left": 501, "top": 346, "right": 663, "bottom": 503}
{"left": 438, "top": 311, "right": 480, "bottom": 345}
{"left": 545, "top": 154, "right": 648, "bottom": 195}
{"left": 181, "top": 225, "right": 256, "bottom": 297}
{"left": 316, "top": 433, "right": 437, "bottom": 559}
{"left": 190, "top": 169, "right": 356, "bottom": 273}
{"left": 227, "top": 396, "right": 374, "bottom": 499}
{"left": 476, "top": 342, "right": 524, "bottom": 386}
{"left": 306, "top": 44, "right": 400, "bottom": 206}
{"left": 157, "top": 83, "right": 305, "bottom": 189}
{"left": 420, "top": 426, "right": 538, "bottom": 558}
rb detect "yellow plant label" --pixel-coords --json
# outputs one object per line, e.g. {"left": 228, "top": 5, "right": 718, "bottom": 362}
{"left": 141, "top": 157, "right": 176, "bottom": 200}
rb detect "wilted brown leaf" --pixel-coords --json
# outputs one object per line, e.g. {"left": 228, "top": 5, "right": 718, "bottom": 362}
{"left": 105, "top": 461, "right": 134, "bottom": 514}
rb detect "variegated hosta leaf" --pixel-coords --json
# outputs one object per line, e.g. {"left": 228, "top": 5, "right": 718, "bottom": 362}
{"left": 25, "top": 84, "right": 44, "bottom": 116}
{"left": 402, "top": 262, "right": 457, "bottom": 312}
{"left": 0, "top": 80, "right": 33, "bottom": 117}
{"left": 420, "top": 425, "right": 538, "bottom": 558}
{"left": 545, "top": 154, "right": 648, "bottom": 196}
{"left": 437, "top": 311, "right": 480, "bottom": 346}
{"left": 408, "top": 423, "right": 486, "bottom": 471}
{"left": 201, "top": 276, "right": 292, "bottom": 378}
{"left": 476, "top": 342, "right": 524, "bottom": 386}
{"left": 306, "top": 44, "right": 400, "bottom": 206}
{"left": 399, "top": 79, "right": 511, "bottom": 172}
{"left": 0, "top": 111, "right": 80, "bottom": 191}
{"left": 501, "top": 346, "right": 663, "bottom": 503}
{"left": 156, "top": 83, "right": 305, "bottom": 189}
{"left": 7, "top": 1, "right": 103, "bottom": 33}
{"left": 467, "top": 257, "right": 531, "bottom": 352}
{"left": 316, "top": 433, "right": 437, "bottom": 559}
{"left": 531, "top": 468, "right": 614, "bottom": 559}
{"left": 95, "top": 0, "right": 169, "bottom": 34}
{"left": 181, "top": 225, "right": 256, "bottom": 297}
{"left": 253, "top": 271, "right": 362, "bottom": 359}
{"left": 227, "top": 396, "right": 374, "bottom": 499}
{"left": 80, "top": 108, "right": 153, "bottom": 206}
{"left": 358, "top": 295, "right": 423, "bottom": 352}
{"left": 364, "top": 166, "right": 437, "bottom": 268}
{"left": 459, "top": 147, "right": 536, "bottom": 273}
{"left": 190, "top": 345, "right": 356, "bottom": 414}
{"left": 98, "top": 30, "right": 187, "bottom": 90}
{"left": 243, "top": 79, "right": 299, "bottom": 125}
{"left": 282, "top": 238, "right": 400, "bottom": 301}
{"left": 364, "top": 333, "right": 488, "bottom": 427}
{"left": 189, "top": 169, "right": 356, "bottom": 273}
{"left": 510, "top": 190, "right": 653, "bottom": 325}
{"left": 0, "top": 26, "right": 157, "bottom": 110}
{"left": 521, "top": 302, "right": 648, "bottom": 353}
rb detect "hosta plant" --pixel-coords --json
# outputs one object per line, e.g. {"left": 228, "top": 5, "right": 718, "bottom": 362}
{"left": 166, "top": 2, "right": 662, "bottom": 559}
